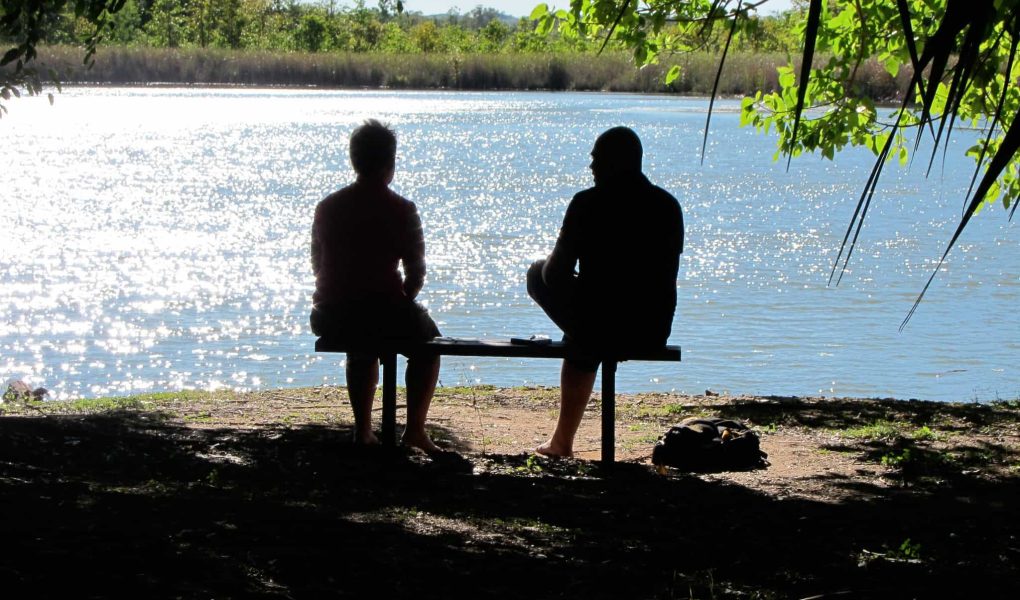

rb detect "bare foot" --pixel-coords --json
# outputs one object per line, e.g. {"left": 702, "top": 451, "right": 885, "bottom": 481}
{"left": 353, "top": 431, "right": 380, "bottom": 446}
{"left": 401, "top": 430, "right": 441, "bottom": 453}
{"left": 535, "top": 439, "right": 573, "bottom": 458}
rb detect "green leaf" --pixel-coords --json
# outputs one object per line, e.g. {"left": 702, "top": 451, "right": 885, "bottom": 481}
{"left": 665, "top": 64, "right": 681, "bottom": 85}
{"left": 529, "top": 4, "right": 549, "bottom": 20}
{"left": 777, "top": 66, "right": 795, "bottom": 89}
{"left": 880, "top": 53, "right": 901, "bottom": 77}
{"left": 634, "top": 44, "right": 648, "bottom": 64}
{"left": 535, "top": 16, "right": 553, "bottom": 36}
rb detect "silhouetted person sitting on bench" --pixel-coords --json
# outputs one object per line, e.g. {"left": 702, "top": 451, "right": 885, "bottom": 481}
{"left": 528, "top": 126, "right": 684, "bottom": 458}
{"left": 310, "top": 119, "right": 441, "bottom": 451}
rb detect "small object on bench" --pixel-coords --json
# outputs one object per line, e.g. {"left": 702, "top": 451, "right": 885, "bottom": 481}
{"left": 315, "top": 337, "right": 681, "bottom": 465}
{"left": 510, "top": 335, "right": 552, "bottom": 346}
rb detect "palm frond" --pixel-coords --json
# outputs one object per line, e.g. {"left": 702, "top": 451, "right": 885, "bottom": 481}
{"left": 598, "top": 0, "right": 634, "bottom": 56}
{"left": 925, "top": 7, "right": 994, "bottom": 178}
{"left": 829, "top": 106, "right": 907, "bottom": 286}
{"left": 786, "top": 0, "right": 822, "bottom": 171}
{"left": 966, "top": 19, "right": 1018, "bottom": 202}
{"left": 701, "top": 2, "right": 741, "bottom": 165}
{"left": 902, "top": 106, "right": 1020, "bottom": 329}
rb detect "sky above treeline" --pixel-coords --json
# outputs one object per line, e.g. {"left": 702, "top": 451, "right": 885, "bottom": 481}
{"left": 359, "top": 1, "right": 796, "bottom": 18}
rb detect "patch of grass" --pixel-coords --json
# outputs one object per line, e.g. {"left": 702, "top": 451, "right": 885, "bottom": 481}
{"left": 911, "top": 425, "right": 942, "bottom": 441}
{"left": 991, "top": 398, "right": 1020, "bottom": 410}
{"left": 890, "top": 538, "right": 923, "bottom": 561}
{"left": 515, "top": 454, "right": 544, "bottom": 475}
{"left": 858, "top": 538, "right": 923, "bottom": 568}
{"left": 837, "top": 420, "right": 904, "bottom": 441}
{"left": 629, "top": 403, "right": 708, "bottom": 420}
{"left": 438, "top": 385, "right": 498, "bottom": 396}
{"left": 949, "top": 446, "right": 996, "bottom": 465}
{"left": 2, "top": 390, "right": 230, "bottom": 417}
{"left": 281, "top": 413, "right": 303, "bottom": 425}
{"left": 819, "top": 445, "right": 858, "bottom": 455}
{"left": 880, "top": 448, "right": 912, "bottom": 468}
{"left": 185, "top": 411, "right": 214, "bottom": 423}
{"left": 3, "top": 395, "right": 144, "bottom": 415}
{"left": 867, "top": 441, "right": 981, "bottom": 484}
{"left": 67, "top": 396, "right": 145, "bottom": 412}
{"left": 620, "top": 433, "right": 661, "bottom": 454}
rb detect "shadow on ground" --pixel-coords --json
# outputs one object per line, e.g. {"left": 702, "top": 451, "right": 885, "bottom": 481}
{"left": 1, "top": 409, "right": 1017, "bottom": 599}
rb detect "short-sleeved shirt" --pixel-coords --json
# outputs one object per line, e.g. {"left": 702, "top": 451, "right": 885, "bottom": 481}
{"left": 310, "top": 179, "right": 438, "bottom": 342}
{"left": 311, "top": 179, "right": 425, "bottom": 308}
{"left": 548, "top": 173, "right": 684, "bottom": 347}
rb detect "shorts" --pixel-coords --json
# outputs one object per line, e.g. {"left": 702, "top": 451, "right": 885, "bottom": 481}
{"left": 526, "top": 259, "right": 669, "bottom": 373}
{"left": 310, "top": 299, "right": 441, "bottom": 360}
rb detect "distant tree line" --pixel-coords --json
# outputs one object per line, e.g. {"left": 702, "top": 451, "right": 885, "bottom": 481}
{"left": 14, "top": 0, "right": 804, "bottom": 56}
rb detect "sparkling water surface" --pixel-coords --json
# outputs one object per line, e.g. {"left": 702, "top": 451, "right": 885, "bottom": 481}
{"left": 2, "top": 88, "right": 1017, "bottom": 401}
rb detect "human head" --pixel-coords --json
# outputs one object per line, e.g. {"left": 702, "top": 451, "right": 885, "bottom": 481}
{"left": 590, "top": 126, "right": 643, "bottom": 185}
{"left": 350, "top": 119, "right": 396, "bottom": 182}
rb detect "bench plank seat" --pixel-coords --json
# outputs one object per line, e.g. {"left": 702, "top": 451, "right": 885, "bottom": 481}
{"left": 316, "top": 337, "right": 681, "bottom": 361}
{"left": 315, "top": 337, "right": 681, "bottom": 464}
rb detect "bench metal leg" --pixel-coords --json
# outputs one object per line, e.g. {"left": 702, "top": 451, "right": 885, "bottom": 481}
{"left": 601, "top": 360, "right": 617, "bottom": 466}
{"left": 381, "top": 353, "right": 397, "bottom": 446}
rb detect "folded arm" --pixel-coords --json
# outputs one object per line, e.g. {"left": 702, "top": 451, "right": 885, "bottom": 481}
{"left": 402, "top": 203, "right": 427, "bottom": 299}
{"left": 542, "top": 197, "right": 581, "bottom": 288}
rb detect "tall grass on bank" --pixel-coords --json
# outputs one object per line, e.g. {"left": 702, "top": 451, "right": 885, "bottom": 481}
{"left": 33, "top": 45, "right": 907, "bottom": 98}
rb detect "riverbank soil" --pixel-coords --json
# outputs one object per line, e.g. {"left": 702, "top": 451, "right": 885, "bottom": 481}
{"left": 2, "top": 387, "right": 1019, "bottom": 598}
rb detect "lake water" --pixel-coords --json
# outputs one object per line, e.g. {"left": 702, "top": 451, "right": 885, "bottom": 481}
{"left": 2, "top": 88, "right": 1017, "bottom": 402}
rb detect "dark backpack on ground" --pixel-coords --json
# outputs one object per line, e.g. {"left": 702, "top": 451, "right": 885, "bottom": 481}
{"left": 652, "top": 417, "right": 768, "bottom": 472}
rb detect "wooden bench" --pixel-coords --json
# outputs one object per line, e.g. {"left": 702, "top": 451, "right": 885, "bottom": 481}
{"left": 314, "top": 337, "right": 682, "bottom": 465}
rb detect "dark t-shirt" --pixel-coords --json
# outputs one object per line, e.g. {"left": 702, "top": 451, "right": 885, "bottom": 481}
{"left": 309, "top": 179, "right": 439, "bottom": 341}
{"left": 548, "top": 173, "right": 684, "bottom": 347}
{"left": 311, "top": 179, "right": 425, "bottom": 309}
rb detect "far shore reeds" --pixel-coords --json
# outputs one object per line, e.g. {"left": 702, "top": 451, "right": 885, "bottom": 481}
{"left": 31, "top": 45, "right": 909, "bottom": 99}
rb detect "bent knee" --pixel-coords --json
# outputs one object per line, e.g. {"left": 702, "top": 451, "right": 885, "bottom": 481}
{"left": 526, "top": 260, "right": 547, "bottom": 296}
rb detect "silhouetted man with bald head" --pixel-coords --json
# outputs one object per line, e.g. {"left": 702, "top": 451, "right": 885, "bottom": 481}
{"left": 528, "top": 127, "right": 684, "bottom": 457}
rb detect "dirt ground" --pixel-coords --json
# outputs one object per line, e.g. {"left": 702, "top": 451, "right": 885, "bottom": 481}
{"left": 2, "top": 386, "right": 1019, "bottom": 598}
